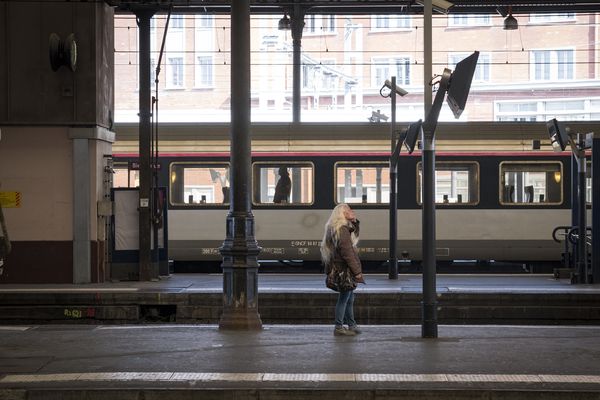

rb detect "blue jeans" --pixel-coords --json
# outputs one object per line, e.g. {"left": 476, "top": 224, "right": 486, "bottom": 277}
{"left": 334, "top": 289, "right": 356, "bottom": 327}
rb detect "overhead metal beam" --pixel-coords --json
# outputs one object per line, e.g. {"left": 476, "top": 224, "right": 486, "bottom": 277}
{"left": 105, "top": 0, "right": 600, "bottom": 15}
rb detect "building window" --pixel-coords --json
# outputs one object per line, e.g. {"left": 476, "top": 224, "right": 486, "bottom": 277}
{"left": 529, "top": 13, "right": 576, "bottom": 23}
{"left": 167, "top": 57, "right": 184, "bottom": 88}
{"left": 305, "top": 15, "right": 336, "bottom": 34}
{"left": 252, "top": 162, "right": 314, "bottom": 205}
{"left": 196, "top": 56, "right": 213, "bottom": 87}
{"left": 531, "top": 49, "right": 574, "bottom": 81}
{"left": 335, "top": 162, "right": 390, "bottom": 204}
{"left": 197, "top": 14, "right": 214, "bottom": 29}
{"left": 499, "top": 161, "right": 563, "bottom": 205}
{"left": 302, "top": 60, "right": 337, "bottom": 91}
{"left": 371, "top": 15, "right": 411, "bottom": 30}
{"left": 448, "top": 14, "right": 491, "bottom": 27}
{"left": 171, "top": 15, "right": 184, "bottom": 30}
{"left": 495, "top": 98, "right": 600, "bottom": 121}
{"left": 417, "top": 162, "right": 479, "bottom": 205}
{"left": 449, "top": 53, "right": 490, "bottom": 82}
{"left": 170, "top": 163, "right": 230, "bottom": 205}
{"left": 372, "top": 56, "right": 410, "bottom": 87}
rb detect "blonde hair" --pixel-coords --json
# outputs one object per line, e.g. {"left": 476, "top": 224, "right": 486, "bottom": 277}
{"left": 320, "top": 203, "right": 359, "bottom": 266}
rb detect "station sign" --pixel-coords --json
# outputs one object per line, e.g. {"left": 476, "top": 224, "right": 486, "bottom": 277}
{"left": 0, "top": 192, "right": 21, "bottom": 208}
{"left": 128, "top": 161, "right": 161, "bottom": 171}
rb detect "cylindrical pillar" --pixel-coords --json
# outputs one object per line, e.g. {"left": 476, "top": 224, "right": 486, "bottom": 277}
{"left": 135, "top": 9, "right": 157, "bottom": 281}
{"left": 421, "top": 0, "right": 437, "bottom": 339}
{"left": 422, "top": 136, "right": 438, "bottom": 338}
{"left": 219, "top": 0, "right": 262, "bottom": 330}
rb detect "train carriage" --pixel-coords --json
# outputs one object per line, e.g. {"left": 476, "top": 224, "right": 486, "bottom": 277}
{"left": 113, "top": 120, "right": 590, "bottom": 272}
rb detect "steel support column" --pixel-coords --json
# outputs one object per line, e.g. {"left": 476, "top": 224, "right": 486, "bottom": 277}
{"left": 421, "top": 136, "right": 437, "bottom": 338}
{"left": 422, "top": 0, "right": 437, "bottom": 338}
{"left": 290, "top": 4, "right": 304, "bottom": 124}
{"left": 219, "top": 0, "right": 262, "bottom": 330}
{"left": 593, "top": 134, "right": 600, "bottom": 283}
{"left": 135, "top": 8, "right": 157, "bottom": 281}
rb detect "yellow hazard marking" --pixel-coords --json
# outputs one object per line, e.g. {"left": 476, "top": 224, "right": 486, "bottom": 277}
{"left": 0, "top": 192, "right": 20, "bottom": 208}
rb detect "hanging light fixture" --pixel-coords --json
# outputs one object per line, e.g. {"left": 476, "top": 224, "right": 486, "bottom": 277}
{"left": 503, "top": 6, "right": 518, "bottom": 30}
{"left": 278, "top": 12, "right": 291, "bottom": 31}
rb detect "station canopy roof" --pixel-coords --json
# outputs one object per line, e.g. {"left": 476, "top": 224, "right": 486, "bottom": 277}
{"left": 105, "top": 1, "right": 600, "bottom": 15}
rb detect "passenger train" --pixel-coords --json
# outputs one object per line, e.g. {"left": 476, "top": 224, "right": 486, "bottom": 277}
{"left": 112, "top": 122, "right": 591, "bottom": 272}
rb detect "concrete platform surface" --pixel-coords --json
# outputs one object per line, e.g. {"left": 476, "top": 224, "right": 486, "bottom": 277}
{"left": 0, "top": 324, "right": 600, "bottom": 399}
{"left": 1, "top": 273, "right": 599, "bottom": 293}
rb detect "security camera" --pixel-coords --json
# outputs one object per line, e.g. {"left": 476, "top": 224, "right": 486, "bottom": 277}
{"left": 416, "top": 0, "right": 454, "bottom": 14}
{"left": 383, "top": 80, "right": 408, "bottom": 97}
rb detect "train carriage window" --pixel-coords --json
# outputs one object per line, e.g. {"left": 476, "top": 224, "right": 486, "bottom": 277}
{"left": 417, "top": 161, "right": 479, "bottom": 205}
{"left": 499, "top": 161, "right": 562, "bottom": 205}
{"left": 252, "top": 162, "right": 314, "bottom": 205}
{"left": 113, "top": 162, "right": 140, "bottom": 188}
{"left": 335, "top": 162, "right": 390, "bottom": 204}
{"left": 169, "top": 162, "right": 230, "bottom": 205}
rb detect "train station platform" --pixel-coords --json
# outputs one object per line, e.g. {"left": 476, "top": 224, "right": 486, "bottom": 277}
{"left": 1, "top": 324, "right": 600, "bottom": 399}
{"left": 1, "top": 274, "right": 599, "bottom": 399}
{"left": 0, "top": 273, "right": 599, "bottom": 325}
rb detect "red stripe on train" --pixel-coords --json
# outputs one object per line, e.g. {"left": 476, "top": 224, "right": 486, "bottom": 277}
{"left": 113, "top": 151, "right": 573, "bottom": 158}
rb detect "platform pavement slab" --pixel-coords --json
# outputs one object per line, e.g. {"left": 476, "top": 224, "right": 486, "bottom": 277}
{"left": 1, "top": 273, "right": 599, "bottom": 294}
{"left": 0, "top": 324, "right": 599, "bottom": 397}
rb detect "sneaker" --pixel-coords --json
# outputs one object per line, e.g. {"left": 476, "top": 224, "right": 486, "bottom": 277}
{"left": 334, "top": 326, "right": 357, "bottom": 336}
{"left": 348, "top": 325, "right": 362, "bottom": 334}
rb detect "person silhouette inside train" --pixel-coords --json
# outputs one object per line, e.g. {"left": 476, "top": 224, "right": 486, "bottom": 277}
{"left": 273, "top": 166, "right": 291, "bottom": 204}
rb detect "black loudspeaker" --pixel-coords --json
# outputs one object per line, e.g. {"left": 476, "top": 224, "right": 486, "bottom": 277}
{"left": 49, "top": 33, "right": 77, "bottom": 72}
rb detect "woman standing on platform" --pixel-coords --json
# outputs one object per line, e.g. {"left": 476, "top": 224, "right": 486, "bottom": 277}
{"left": 321, "top": 203, "right": 365, "bottom": 336}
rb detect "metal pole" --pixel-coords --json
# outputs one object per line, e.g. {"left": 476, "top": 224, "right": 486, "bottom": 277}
{"left": 219, "top": 0, "right": 262, "bottom": 330}
{"left": 135, "top": 9, "right": 156, "bottom": 281}
{"left": 389, "top": 76, "right": 398, "bottom": 279}
{"left": 593, "top": 133, "right": 600, "bottom": 283}
{"left": 291, "top": 4, "right": 304, "bottom": 124}
{"left": 576, "top": 137, "right": 588, "bottom": 283}
{"left": 422, "top": 133, "right": 437, "bottom": 338}
{"left": 422, "top": 0, "right": 437, "bottom": 338}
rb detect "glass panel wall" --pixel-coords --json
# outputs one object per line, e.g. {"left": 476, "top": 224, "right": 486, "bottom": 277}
{"left": 115, "top": 12, "right": 600, "bottom": 123}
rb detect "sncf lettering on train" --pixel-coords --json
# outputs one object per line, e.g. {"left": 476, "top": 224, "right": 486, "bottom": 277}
{"left": 291, "top": 240, "right": 320, "bottom": 247}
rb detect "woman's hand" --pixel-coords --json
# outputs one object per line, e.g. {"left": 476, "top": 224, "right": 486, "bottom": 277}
{"left": 354, "top": 273, "right": 365, "bottom": 284}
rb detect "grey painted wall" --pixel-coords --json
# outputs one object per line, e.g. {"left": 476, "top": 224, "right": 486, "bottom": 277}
{"left": 0, "top": 1, "right": 114, "bottom": 127}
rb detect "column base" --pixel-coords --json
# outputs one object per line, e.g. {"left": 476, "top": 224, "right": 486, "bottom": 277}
{"left": 219, "top": 311, "right": 263, "bottom": 330}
